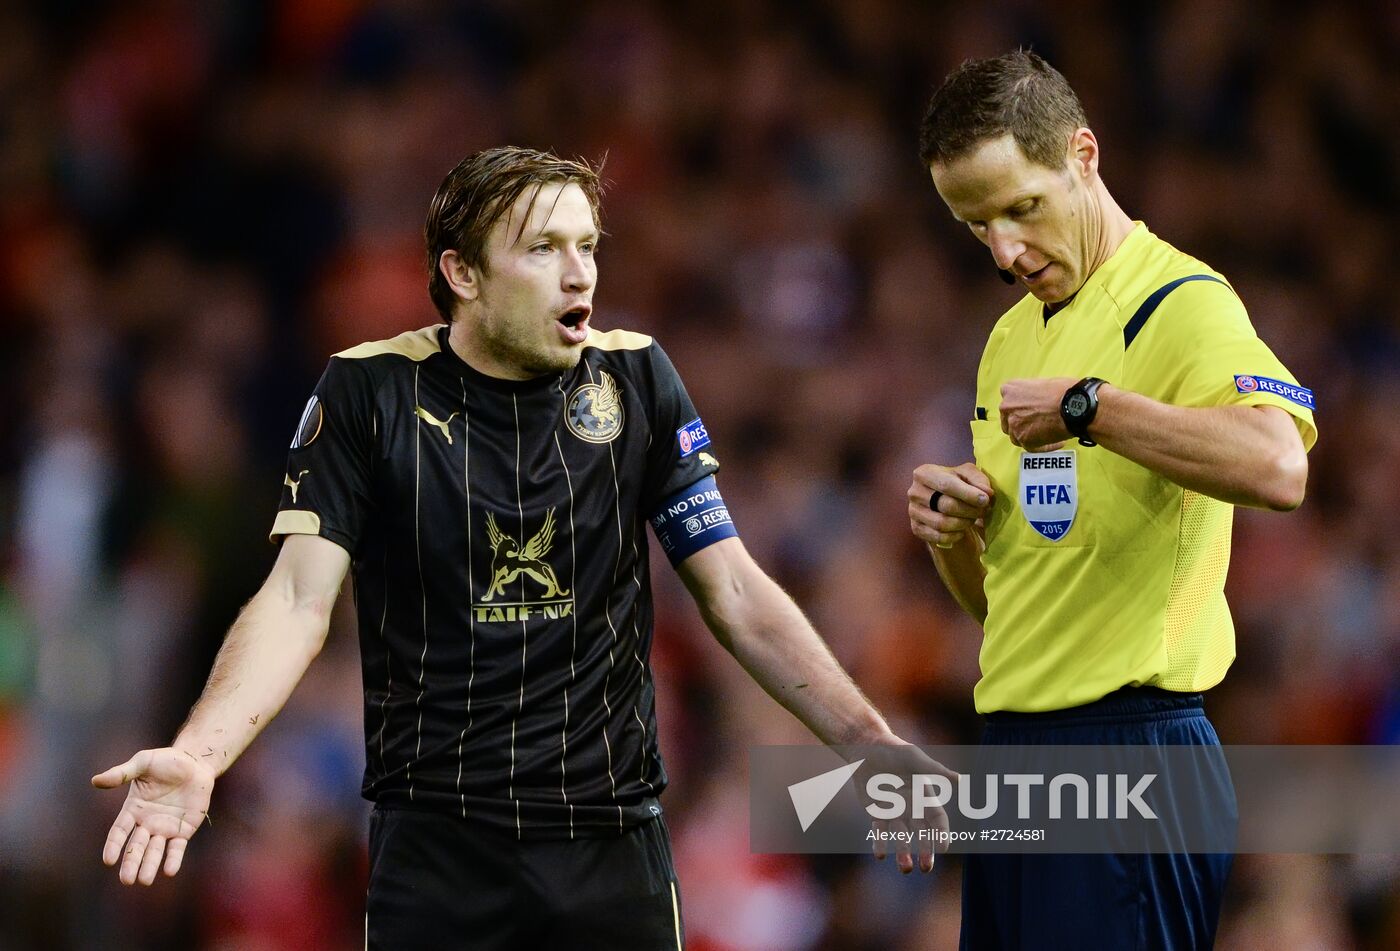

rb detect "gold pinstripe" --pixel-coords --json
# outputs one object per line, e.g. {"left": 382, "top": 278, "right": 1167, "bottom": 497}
{"left": 609, "top": 401, "right": 656, "bottom": 798}
{"left": 375, "top": 544, "right": 390, "bottom": 775}
{"left": 457, "top": 377, "right": 475, "bottom": 818}
{"left": 670, "top": 881, "right": 683, "bottom": 949}
{"left": 553, "top": 378, "right": 582, "bottom": 838}
{"left": 582, "top": 360, "right": 623, "bottom": 831}
{"left": 509, "top": 393, "right": 527, "bottom": 837}
{"left": 409, "top": 365, "right": 429, "bottom": 801}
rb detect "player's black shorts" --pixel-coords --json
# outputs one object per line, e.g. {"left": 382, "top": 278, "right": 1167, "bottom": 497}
{"left": 366, "top": 807, "right": 684, "bottom": 950}
{"left": 960, "top": 686, "right": 1235, "bottom": 951}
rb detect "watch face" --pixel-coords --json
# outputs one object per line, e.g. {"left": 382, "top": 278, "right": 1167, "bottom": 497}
{"left": 1066, "top": 393, "right": 1089, "bottom": 416}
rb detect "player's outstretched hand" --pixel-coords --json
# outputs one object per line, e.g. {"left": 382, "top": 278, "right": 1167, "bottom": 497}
{"left": 92, "top": 748, "right": 216, "bottom": 885}
{"left": 909, "top": 462, "right": 994, "bottom": 549}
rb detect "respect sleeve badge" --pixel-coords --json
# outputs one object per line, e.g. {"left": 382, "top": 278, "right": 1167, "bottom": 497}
{"left": 676, "top": 417, "right": 711, "bottom": 457}
{"left": 1233, "top": 375, "right": 1315, "bottom": 411}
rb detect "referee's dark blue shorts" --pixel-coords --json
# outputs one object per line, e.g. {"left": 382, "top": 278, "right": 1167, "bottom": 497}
{"left": 959, "top": 686, "right": 1235, "bottom": 951}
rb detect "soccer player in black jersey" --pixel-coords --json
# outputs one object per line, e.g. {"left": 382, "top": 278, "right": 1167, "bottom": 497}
{"left": 93, "top": 147, "right": 928, "bottom": 949}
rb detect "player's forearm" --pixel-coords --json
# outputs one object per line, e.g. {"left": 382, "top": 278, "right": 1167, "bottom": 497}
{"left": 172, "top": 584, "right": 333, "bottom": 775}
{"left": 1090, "top": 386, "right": 1307, "bottom": 510}
{"left": 929, "top": 530, "right": 987, "bottom": 625}
{"left": 701, "top": 572, "right": 894, "bottom": 747}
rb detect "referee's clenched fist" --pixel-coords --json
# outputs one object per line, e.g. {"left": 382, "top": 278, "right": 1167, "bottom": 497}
{"left": 908, "top": 463, "right": 994, "bottom": 550}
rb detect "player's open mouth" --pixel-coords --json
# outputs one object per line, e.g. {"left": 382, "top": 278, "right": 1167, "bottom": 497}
{"left": 1022, "top": 264, "right": 1050, "bottom": 284}
{"left": 556, "top": 305, "right": 591, "bottom": 344}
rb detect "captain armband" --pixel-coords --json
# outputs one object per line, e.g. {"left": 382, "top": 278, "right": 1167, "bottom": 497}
{"left": 648, "top": 475, "right": 739, "bottom": 566}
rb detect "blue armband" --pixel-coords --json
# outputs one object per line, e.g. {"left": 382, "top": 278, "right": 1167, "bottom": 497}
{"left": 649, "top": 476, "right": 739, "bottom": 566}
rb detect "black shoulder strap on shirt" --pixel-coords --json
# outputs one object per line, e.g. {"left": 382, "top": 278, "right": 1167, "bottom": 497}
{"left": 1122, "top": 274, "right": 1227, "bottom": 349}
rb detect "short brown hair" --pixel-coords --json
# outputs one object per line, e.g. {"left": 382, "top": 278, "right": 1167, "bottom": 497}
{"left": 424, "top": 147, "right": 604, "bottom": 320}
{"left": 918, "top": 50, "right": 1087, "bottom": 170}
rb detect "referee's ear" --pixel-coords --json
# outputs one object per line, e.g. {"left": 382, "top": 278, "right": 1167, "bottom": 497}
{"left": 439, "top": 249, "right": 481, "bottom": 305}
{"left": 1068, "top": 127, "right": 1100, "bottom": 181}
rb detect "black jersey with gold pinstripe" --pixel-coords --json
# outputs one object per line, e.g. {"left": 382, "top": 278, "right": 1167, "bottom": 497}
{"left": 272, "top": 324, "right": 717, "bottom": 837}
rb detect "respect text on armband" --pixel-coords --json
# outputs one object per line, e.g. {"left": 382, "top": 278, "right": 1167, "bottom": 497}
{"left": 649, "top": 475, "right": 739, "bottom": 564}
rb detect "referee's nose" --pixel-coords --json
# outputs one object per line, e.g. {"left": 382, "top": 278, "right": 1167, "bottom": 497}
{"left": 987, "top": 224, "right": 1025, "bottom": 273}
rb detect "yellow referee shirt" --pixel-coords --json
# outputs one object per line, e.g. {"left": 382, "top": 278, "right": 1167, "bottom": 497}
{"left": 971, "top": 223, "right": 1317, "bottom": 713}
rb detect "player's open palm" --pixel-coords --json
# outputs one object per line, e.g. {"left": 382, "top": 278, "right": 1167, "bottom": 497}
{"left": 92, "top": 748, "right": 216, "bottom": 885}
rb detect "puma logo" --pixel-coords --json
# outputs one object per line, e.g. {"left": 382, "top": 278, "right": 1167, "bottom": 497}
{"left": 284, "top": 470, "right": 309, "bottom": 503}
{"left": 699, "top": 452, "right": 718, "bottom": 468}
{"left": 414, "top": 406, "right": 459, "bottom": 443}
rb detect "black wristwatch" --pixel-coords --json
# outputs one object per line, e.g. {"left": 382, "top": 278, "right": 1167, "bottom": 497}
{"left": 1060, "top": 377, "right": 1106, "bottom": 446}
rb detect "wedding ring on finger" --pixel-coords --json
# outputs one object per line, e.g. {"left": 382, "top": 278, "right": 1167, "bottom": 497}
{"left": 929, "top": 491, "right": 955, "bottom": 548}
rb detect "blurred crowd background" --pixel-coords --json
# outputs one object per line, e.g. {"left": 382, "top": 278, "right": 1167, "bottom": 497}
{"left": 0, "top": 0, "right": 1396, "bottom": 948}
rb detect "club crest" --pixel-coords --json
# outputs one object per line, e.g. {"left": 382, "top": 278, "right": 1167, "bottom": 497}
{"left": 565, "top": 371, "right": 624, "bottom": 443}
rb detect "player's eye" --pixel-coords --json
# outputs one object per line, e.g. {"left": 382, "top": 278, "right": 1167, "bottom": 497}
{"left": 531, "top": 242, "right": 553, "bottom": 254}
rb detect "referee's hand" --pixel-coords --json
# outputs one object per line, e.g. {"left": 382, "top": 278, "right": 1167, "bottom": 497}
{"left": 909, "top": 462, "right": 993, "bottom": 550}
{"left": 92, "top": 748, "right": 215, "bottom": 886}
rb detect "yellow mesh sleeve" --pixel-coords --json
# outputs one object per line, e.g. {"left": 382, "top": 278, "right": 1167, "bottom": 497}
{"left": 1160, "top": 490, "right": 1236, "bottom": 690}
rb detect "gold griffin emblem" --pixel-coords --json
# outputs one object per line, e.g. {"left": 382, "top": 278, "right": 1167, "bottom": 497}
{"left": 565, "top": 371, "right": 624, "bottom": 443}
{"left": 481, "top": 509, "right": 571, "bottom": 602}
{"left": 591, "top": 371, "right": 622, "bottom": 426}
{"left": 414, "top": 405, "right": 459, "bottom": 443}
{"left": 284, "top": 469, "right": 309, "bottom": 503}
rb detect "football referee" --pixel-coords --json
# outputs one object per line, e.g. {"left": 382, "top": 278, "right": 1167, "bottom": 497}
{"left": 93, "top": 147, "right": 921, "bottom": 949}
{"left": 907, "top": 53, "right": 1316, "bottom": 949}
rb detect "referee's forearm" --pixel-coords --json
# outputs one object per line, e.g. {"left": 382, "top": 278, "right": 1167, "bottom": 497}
{"left": 930, "top": 532, "right": 987, "bottom": 625}
{"left": 1090, "top": 386, "right": 1307, "bottom": 510}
